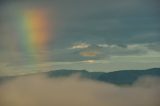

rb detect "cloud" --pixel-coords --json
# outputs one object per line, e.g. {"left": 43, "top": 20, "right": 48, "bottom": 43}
{"left": 1, "top": 0, "right": 159, "bottom": 51}
{"left": 0, "top": 74, "right": 160, "bottom": 106}
{"left": 47, "top": 43, "right": 160, "bottom": 63}
{"left": 80, "top": 51, "right": 98, "bottom": 57}
{"left": 97, "top": 43, "right": 160, "bottom": 56}
{"left": 74, "top": 43, "right": 158, "bottom": 58}
{"left": 1, "top": 42, "right": 158, "bottom": 68}
{"left": 147, "top": 43, "right": 160, "bottom": 52}
{"left": 0, "top": 0, "right": 159, "bottom": 72}
{"left": 98, "top": 44, "right": 110, "bottom": 48}
{"left": 69, "top": 42, "right": 90, "bottom": 49}
{"left": 81, "top": 60, "right": 96, "bottom": 63}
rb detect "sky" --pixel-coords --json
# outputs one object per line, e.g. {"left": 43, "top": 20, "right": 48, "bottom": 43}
{"left": 0, "top": 0, "right": 160, "bottom": 76}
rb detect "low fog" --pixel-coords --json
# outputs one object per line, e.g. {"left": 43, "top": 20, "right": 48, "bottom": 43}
{"left": 0, "top": 74, "right": 160, "bottom": 106}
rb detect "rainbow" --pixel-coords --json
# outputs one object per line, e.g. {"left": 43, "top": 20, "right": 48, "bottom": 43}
{"left": 17, "top": 8, "right": 50, "bottom": 64}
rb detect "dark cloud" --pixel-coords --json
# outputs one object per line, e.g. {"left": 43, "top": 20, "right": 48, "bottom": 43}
{"left": 147, "top": 43, "right": 160, "bottom": 52}
{"left": 1, "top": 0, "right": 159, "bottom": 50}
{"left": 49, "top": 43, "right": 152, "bottom": 62}
{"left": 0, "top": 0, "right": 160, "bottom": 72}
{"left": 52, "top": 0, "right": 160, "bottom": 47}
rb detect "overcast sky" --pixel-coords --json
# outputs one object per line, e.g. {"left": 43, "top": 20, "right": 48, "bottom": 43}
{"left": 0, "top": 0, "right": 160, "bottom": 76}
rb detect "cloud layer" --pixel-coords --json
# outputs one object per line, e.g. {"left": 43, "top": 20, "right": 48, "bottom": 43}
{"left": 0, "top": 74, "right": 160, "bottom": 106}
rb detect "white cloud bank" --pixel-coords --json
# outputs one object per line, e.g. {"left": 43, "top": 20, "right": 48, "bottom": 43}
{"left": 69, "top": 42, "right": 90, "bottom": 49}
{"left": 0, "top": 74, "right": 160, "bottom": 106}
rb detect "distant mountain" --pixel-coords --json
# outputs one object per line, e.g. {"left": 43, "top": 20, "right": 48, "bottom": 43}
{"left": 47, "top": 68, "right": 160, "bottom": 85}
{"left": 0, "top": 68, "right": 160, "bottom": 85}
{"left": 0, "top": 76, "right": 14, "bottom": 84}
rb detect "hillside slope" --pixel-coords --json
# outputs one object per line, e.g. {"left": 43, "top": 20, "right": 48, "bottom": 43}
{"left": 47, "top": 68, "right": 160, "bottom": 85}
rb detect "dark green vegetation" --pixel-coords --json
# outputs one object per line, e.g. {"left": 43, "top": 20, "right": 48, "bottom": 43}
{"left": 47, "top": 68, "right": 160, "bottom": 85}
{"left": 0, "top": 68, "right": 160, "bottom": 85}
{"left": 0, "top": 76, "right": 14, "bottom": 84}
